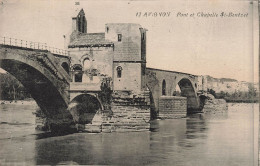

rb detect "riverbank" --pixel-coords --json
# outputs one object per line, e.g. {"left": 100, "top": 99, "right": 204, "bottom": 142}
{"left": 224, "top": 98, "right": 259, "bottom": 103}
{"left": 0, "top": 99, "right": 36, "bottom": 105}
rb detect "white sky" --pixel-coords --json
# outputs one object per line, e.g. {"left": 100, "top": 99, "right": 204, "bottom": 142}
{"left": 0, "top": 0, "right": 258, "bottom": 82}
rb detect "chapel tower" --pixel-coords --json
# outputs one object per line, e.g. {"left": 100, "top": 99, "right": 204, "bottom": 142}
{"left": 72, "top": 9, "right": 87, "bottom": 33}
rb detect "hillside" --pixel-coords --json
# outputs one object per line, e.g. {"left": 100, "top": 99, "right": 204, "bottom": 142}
{"left": 204, "top": 75, "right": 259, "bottom": 102}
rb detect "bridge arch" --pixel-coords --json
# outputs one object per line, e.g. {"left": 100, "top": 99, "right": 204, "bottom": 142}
{"left": 172, "top": 77, "right": 200, "bottom": 112}
{"left": 68, "top": 93, "right": 103, "bottom": 125}
{"left": 0, "top": 47, "right": 74, "bottom": 131}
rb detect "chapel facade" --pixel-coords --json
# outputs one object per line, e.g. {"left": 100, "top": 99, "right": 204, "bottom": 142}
{"left": 68, "top": 9, "right": 147, "bottom": 94}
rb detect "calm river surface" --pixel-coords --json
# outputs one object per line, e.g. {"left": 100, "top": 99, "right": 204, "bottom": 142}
{"left": 0, "top": 101, "right": 258, "bottom": 166}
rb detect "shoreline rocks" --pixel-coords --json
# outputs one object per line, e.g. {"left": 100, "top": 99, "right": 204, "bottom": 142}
{"left": 202, "top": 94, "right": 228, "bottom": 112}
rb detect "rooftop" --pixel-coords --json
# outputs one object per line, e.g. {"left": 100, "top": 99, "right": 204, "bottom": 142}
{"left": 69, "top": 33, "right": 114, "bottom": 48}
{"left": 146, "top": 67, "right": 197, "bottom": 77}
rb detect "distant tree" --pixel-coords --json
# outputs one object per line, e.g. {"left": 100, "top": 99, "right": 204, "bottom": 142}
{"left": 218, "top": 91, "right": 225, "bottom": 99}
{"left": 225, "top": 92, "right": 230, "bottom": 97}
{"left": 0, "top": 72, "right": 31, "bottom": 100}
{"left": 248, "top": 84, "right": 257, "bottom": 98}
{"left": 238, "top": 91, "right": 243, "bottom": 98}
{"left": 207, "top": 88, "right": 216, "bottom": 98}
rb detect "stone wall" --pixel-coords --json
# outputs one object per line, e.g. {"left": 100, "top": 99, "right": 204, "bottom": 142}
{"left": 113, "top": 62, "right": 142, "bottom": 92}
{"left": 69, "top": 46, "right": 114, "bottom": 80}
{"left": 105, "top": 23, "right": 143, "bottom": 61}
{"left": 101, "top": 104, "right": 150, "bottom": 132}
{"left": 159, "top": 96, "right": 187, "bottom": 119}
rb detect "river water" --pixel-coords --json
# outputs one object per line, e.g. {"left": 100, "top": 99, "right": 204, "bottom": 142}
{"left": 0, "top": 101, "right": 258, "bottom": 166}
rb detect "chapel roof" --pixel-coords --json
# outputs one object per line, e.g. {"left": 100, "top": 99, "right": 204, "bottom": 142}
{"left": 68, "top": 33, "right": 114, "bottom": 48}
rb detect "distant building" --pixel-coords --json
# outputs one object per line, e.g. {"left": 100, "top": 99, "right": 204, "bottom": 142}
{"left": 197, "top": 75, "right": 207, "bottom": 92}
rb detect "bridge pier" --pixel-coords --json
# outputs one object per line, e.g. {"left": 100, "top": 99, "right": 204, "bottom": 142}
{"left": 101, "top": 91, "right": 150, "bottom": 132}
{"left": 158, "top": 96, "right": 187, "bottom": 119}
{"left": 67, "top": 91, "right": 151, "bottom": 133}
{"left": 35, "top": 108, "right": 77, "bottom": 133}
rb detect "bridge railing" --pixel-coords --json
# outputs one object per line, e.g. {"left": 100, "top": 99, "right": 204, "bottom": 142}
{"left": 0, "top": 37, "right": 69, "bottom": 56}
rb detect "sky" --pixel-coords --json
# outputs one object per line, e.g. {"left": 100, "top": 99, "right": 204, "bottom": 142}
{"left": 0, "top": 0, "right": 258, "bottom": 82}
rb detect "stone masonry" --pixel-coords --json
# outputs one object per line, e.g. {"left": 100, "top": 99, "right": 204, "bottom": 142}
{"left": 84, "top": 91, "right": 150, "bottom": 132}
{"left": 159, "top": 96, "right": 187, "bottom": 119}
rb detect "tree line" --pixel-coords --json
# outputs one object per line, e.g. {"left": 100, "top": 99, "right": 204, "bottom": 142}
{"left": 208, "top": 85, "right": 259, "bottom": 103}
{"left": 0, "top": 73, "right": 31, "bottom": 100}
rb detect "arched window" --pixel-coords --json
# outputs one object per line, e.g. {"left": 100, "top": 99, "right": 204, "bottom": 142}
{"left": 83, "top": 58, "right": 91, "bottom": 70}
{"left": 118, "top": 34, "right": 122, "bottom": 42}
{"left": 162, "top": 79, "right": 166, "bottom": 95}
{"left": 142, "top": 33, "right": 145, "bottom": 40}
{"left": 82, "top": 16, "right": 86, "bottom": 33}
{"left": 78, "top": 15, "right": 81, "bottom": 32}
{"left": 116, "top": 66, "right": 122, "bottom": 78}
{"left": 73, "top": 65, "right": 83, "bottom": 82}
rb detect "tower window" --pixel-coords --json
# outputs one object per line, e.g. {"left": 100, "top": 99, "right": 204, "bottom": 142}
{"left": 73, "top": 65, "right": 83, "bottom": 82}
{"left": 75, "top": 72, "right": 82, "bottom": 82}
{"left": 106, "top": 27, "right": 109, "bottom": 33}
{"left": 82, "top": 16, "right": 86, "bottom": 33}
{"left": 116, "top": 66, "right": 122, "bottom": 78}
{"left": 77, "top": 15, "right": 81, "bottom": 32}
{"left": 142, "top": 33, "right": 145, "bottom": 40}
{"left": 118, "top": 34, "right": 122, "bottom": 42}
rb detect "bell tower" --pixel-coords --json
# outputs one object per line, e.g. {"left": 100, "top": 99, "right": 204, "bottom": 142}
{"left": 72, "top": 8, "right": 87, "bottom": 33}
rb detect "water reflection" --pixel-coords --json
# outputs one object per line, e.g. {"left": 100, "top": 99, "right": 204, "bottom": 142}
{"left": 34, "top": 111, "right": 230, "bottom": 165}
{"left": 35, "top": 132, "right": 151, "bottom": 165}
{"left": 0, "top": 102, "right": 256, "bottom": 166}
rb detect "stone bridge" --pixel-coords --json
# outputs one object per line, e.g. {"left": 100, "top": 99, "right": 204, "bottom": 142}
{"left": 0, "top": 38, "right": 75, "bottom": 131}
{"left": 0, "top": 37, "right": 206, "bottom": 132}
{"left": 145, "top": 68, "right": 203, "bottom": 117}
